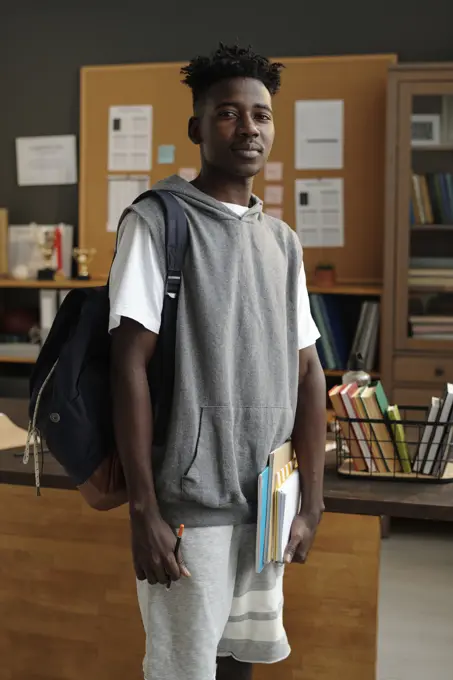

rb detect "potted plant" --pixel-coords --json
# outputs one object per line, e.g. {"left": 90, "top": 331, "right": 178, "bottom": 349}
{"left": 314, "top": 262, "right": 336, "bottom": 288}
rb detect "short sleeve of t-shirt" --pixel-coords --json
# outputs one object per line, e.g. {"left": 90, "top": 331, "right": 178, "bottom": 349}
{"left": 109, "top": 212, "right": 320, "bottom": 349}
{"left": 109, "top": 211, "right": 165, "bottom": 334}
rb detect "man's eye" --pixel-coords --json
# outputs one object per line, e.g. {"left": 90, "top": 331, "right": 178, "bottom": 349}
{"left": 256, "top": 114, "right": 272, "bottom": 122}
{"left": 218, "top": 111, "right": 236, "bottom": 118}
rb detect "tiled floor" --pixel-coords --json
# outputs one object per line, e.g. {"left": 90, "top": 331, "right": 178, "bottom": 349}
{"left": 378, "top": 519, "right": 453, "bottom": 680}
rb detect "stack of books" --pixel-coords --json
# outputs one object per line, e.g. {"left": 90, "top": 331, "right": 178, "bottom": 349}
{"left": 408, "top": 268, "right": 453, "bottom": 290}
{"left": 330, "top": 380, "right": 453, "bottom": 478}
{"left": 410, "top": 315, "right": 453, "bottom": 340}
{"left": 256, "top": 442, "right": 300, "bottom": 573}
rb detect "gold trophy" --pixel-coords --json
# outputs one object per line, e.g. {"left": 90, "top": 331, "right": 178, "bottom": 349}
{"left": 73, "top": 248, "right": 96, "bottom": 280}
{"left": 37, "top": 229, "right": 56, "bottom": 281}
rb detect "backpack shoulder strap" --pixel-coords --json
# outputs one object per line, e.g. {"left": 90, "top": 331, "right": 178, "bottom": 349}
{"left": 133, "top": 189, "right": 189, "bottom": 444}
{"left": 146, "top": 190, "right": 189, "bottom": 298}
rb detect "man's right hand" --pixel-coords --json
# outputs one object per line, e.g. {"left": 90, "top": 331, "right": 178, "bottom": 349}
{"left": 130, "top": 509, "right": 191, "bottom": 585}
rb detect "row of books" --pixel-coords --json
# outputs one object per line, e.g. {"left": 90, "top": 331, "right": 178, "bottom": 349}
{"left": 413, "top": 384, "right": 453, "bottom": 476}
{"left": 256, "top": 442, "right": 300, "bottom": 573}
{"left": 409, "top": 315, "right": 453, "bottom": 340}
{"left": 330, "top": 380, "right": 453, "bottom": 477}
{"left": 310, "top": 295, "right": 379, "bottom": 371}
{"left": 410, "top": 173, "right": 453, "bottom": 225}
{"left": 329, "top": 381, "right": 409, "bottom": 473}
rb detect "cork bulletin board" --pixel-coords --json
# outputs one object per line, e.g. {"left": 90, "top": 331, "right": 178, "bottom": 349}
{"left": 79, "top": 53, "right": 396, "bottom": 282}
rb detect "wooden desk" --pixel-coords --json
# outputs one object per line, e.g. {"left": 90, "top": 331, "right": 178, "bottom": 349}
{"left": 322, "top": 464, "right": 453, "bottom": 523}
{"left": 0, "top": 482, "right": 379, "bottom": 680}
{"left": 0, "top": 399, "right": 379, "bottom": 679}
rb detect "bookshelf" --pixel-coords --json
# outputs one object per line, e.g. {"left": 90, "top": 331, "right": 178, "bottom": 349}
{"left": 309, "top": 283, "right": 382, "bottom": 381}
{"left": 0, "top": 280, "right": 384, "bottom": 368}
{"left": 382, "top": 63, "right": 453, "bottom": 406}
{"left": 0, "top": 278, "right": 106, "bottom": 365}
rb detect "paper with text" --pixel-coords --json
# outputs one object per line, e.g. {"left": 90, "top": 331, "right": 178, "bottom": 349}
{"left": 108, "top": 106, "right": 152, "bottom": 172}
{"left": 295, "top": 178, "right": 344, "bottom": 248}
{"left": 16, "top": 135, "right": 77, "bottom": 186}
{"left": 295, "top": 100, "right": 343, "bottom": 170}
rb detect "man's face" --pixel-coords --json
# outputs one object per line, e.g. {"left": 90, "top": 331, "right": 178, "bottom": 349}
{"left": 190, "top": 77, "right": 275, "bottom": 178}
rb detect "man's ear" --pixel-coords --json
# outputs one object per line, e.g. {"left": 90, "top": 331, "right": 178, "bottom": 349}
{"left": 188, "top": 116, "right": 201, "bottom": 146}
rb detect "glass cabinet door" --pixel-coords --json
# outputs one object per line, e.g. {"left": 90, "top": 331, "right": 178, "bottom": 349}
{"left": 395, "top": 81, "right": 453, "bottom": 352}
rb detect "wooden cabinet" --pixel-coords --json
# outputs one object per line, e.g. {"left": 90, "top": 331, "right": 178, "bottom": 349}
{"left": 394, "top": 355, "right": 453, "bottom": 384}
{"left": 382, "top": 64, "right": 453, "bottom": 406}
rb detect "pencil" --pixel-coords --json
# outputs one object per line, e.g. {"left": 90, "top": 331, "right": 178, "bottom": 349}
{"left": 166, "top": 524, "right": 185, "bottom": 590}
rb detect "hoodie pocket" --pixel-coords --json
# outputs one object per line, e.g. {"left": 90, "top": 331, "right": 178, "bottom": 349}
{"left": 181, "top": 406, "right": 291, "bottom": 508}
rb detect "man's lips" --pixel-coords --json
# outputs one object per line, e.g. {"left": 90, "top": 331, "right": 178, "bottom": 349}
{"left": 231, "top": 146, "right": 263, "bottom": 158}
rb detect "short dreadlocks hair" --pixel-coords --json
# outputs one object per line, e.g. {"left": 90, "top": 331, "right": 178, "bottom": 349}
{"left": 181, "top": 43, "right": 284, "bottom": 108}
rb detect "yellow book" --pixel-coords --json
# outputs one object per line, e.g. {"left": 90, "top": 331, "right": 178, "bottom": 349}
{"left": 387, "top": 405, "right": 411, "bottom": 473}
{"left": 419, "top": 175, "right": 434, "bottom": 225}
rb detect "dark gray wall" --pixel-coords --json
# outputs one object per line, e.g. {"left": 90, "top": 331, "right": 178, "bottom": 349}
{"left": 1, "top": 0, "right": 453, "bottom": 229}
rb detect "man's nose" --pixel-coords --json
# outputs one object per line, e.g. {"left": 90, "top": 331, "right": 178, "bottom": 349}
{"left": 238, "top": 113, "right": 259, "bottom": 137}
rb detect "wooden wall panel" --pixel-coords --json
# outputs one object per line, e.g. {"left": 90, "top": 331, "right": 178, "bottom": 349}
{"left": 0, "top": 484, "right": 379, "bottom": 680}
{"left": 80, "top": 54, "right": 396, "bottom": 283}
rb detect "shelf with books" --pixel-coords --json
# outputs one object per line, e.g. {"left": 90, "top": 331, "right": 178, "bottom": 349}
{"left": 410, "top": 173, "right": 453, "bottom": 227}
{"left": 310, "top": 293, "right": 380, "bottom": 377}
{"left": 330, "top": 381, "right": 453, "bottom": 483}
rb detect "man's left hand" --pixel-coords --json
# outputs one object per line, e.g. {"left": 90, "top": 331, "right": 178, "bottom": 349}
{"left": 283, "top": 509, "right": 324, "bottom": 564}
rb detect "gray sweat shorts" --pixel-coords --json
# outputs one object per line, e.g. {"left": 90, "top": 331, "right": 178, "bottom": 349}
{"left": 136, "top": 524, "right": 290, "bottom": 680}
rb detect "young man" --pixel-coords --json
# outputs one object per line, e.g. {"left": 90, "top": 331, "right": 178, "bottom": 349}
{"left": 109, "top": 44, "right": 326, "bottom": 680}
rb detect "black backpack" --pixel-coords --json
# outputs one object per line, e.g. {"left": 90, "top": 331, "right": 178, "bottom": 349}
{"left": 26, "top": 190, "right": 188, "bottom": 510}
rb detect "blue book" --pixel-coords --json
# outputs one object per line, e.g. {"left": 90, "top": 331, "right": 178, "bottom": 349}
{"left": 256, "top": 466, "right": 270, "bottom": 573}
{"left": 445, "top": 174, "right": 453, "bottom": 223}
{"left": 309, "top": 294, "right": 337, "bottom": 369}
{"left": 322, "top": 295, "right": 349, "bottom": 369}
{"left": 439, "top": 174, "right": 453, "bottom": 224}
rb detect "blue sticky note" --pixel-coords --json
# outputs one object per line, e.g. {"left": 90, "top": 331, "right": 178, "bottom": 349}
{"left": 158, "top": 145, "right": 176, "bottom": 164}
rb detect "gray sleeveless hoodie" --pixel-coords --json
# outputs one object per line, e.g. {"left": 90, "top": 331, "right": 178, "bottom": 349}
{"left": 125, "top": 175, "right": 301, "bottom": 527}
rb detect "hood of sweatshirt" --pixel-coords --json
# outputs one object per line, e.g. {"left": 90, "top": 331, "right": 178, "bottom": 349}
{"left": 153, "top": 174, "right": 263, "bottom": 223}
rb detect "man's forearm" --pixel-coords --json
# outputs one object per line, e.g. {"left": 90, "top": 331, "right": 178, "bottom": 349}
{"left": 292, "top": 354, "right": 326, "bottom": 515}
{"left": 111, "top": 360, "right": 159, "bottom": 515}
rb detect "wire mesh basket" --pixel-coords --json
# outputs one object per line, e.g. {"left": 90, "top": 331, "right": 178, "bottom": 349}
{"left": 335, "top": 405, "right": 453, "bottom": 483}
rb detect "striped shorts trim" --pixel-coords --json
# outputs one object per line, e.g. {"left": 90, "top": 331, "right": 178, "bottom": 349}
{"left": 137, "top": 524, "right": 290, "bottom": 680}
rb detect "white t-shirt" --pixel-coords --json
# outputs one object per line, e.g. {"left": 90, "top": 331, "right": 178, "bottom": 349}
{"left": 109, "top": 203, "right": 320, "bottom": 350}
